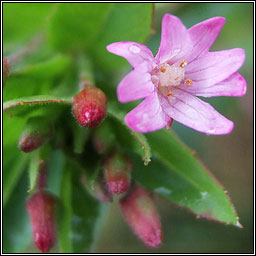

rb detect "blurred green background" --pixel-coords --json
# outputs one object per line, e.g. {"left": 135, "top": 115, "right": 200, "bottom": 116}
{"left": 3, "top": 2, "right": 253, "bottom": 253}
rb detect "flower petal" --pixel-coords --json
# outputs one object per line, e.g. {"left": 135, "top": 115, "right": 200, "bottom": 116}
{"left": 187, "top": 17, "right": 226, "bottom": 62}
{"left": 156, "top": 14, "right": 193, "bottom": 64}
{"left": 185, "top": 48, "right": 245, "bottom": 87}
{"left": 159, "top": 88, "right": 234, "bottom": 135}
{"left": 125, "top": 93, "right": 168, "bottom": 133}
{"left": 117, "top": 63, "right": 155, "bottom": 103}
{"left": 106, "top": 41, "right": 155, "bottom": 69}
{"left": 182, "top": 72, "right": 247, "bottom": 97}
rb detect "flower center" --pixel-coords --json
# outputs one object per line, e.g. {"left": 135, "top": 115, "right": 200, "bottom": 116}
{"left": 151, "top": 60, "right": 192, "bottom": 98}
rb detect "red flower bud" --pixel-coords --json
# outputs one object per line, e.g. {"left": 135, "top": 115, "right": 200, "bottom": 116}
{"left": 26, "top": 191, "right": 56, "bottom": 253}
{"left": 3, "top": 58, "right": 9, "bottom": 87}
{"left": 18, "top": 117, "right": 53, "bottom": 153}
{"left": 104, "top": 152, "right": 132, "bottom": 194}
{"left": 81, "top": 174, "right": 112, "bottom": 203}
{"left": 72, "top": 88, "right": 107, "bottom": 128}
{"left": 120, "top": 186, "right": 162, "bottom": 248}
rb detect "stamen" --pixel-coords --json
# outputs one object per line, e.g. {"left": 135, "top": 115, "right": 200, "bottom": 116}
{"left": 160, "top": 65, "right": 166, "bottom": 73}
{"left": 152, "top": 67, "right": 160, "bottom": 73}
{"left": 184, "top": 79, "right": 193, "bottom": 86}
{"left": 179, "top": 60, "right": 187, "bottom": 68}
{"left": 166, "top": 118, "right": 173, "bottom": 130}
{"left": 151, "top": 75, "right": 159, "bottom": 85}
{"left": 167, "top": 91, "right": 173, "bottom": 99}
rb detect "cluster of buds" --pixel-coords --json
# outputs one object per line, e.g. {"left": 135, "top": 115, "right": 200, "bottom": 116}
{"left": 16, "top": 54, "right": 162, "bottom": 252}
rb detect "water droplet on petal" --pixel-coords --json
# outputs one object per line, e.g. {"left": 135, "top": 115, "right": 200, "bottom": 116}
{"left": 207, "top": 128, "right": 216, "bottom": 134}
{"left": 129, "top": 44, "right": 141, "bottom": 54}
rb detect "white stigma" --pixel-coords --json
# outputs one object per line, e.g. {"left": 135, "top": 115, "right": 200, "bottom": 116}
{"left": 157, "top": 62, "right": 185, "bottom": 87}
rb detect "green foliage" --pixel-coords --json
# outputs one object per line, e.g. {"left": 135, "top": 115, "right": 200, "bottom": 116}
{"left": 91, "top": 3, "right": 154, "bottom": 72}
{"left": 3, "top": 3, "right": 54, "bottom": 50}
{"left": 48, "top": 3, "right": 113, "bottom": 52}
{"left": 134, "top": 129, "right": 239, "bottom": 225}
{"left": 3, "top": 2, "right": 246, "bottom": 253}
{"left": 108, "top": 102, "right": 152, "bottom": 165}
{"left": 57, "top": 160, "right": 100, "bottom": 253}
{"left": 3, "top": 173, "right": 32, "bottom": 253}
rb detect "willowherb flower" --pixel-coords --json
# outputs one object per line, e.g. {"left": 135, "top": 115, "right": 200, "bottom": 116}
{"left": 107, "top": 14, "right": 246, "bottom": 134}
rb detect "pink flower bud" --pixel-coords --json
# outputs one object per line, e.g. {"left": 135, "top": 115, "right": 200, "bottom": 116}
{"left": 72, "top": 88, "right": 107, "bottom": 128}
{"left": 3, "top": 58, "right": 9, "bottom": 87}
{"left": 120, "top": 186, "right": 162, "bottom": 248}
{"left": 26, "top": 191, "right": 56, "bottom": 253}
{"left": 18, "top": 117, "right": 53, "bottom": 153}
{"left": 104, "top": 152, "right": 132, "bottom": 194}
{"left": 81, "top": 174, "right": 112, "bottom": 203}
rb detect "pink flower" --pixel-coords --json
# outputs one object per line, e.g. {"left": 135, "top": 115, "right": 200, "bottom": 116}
{"left": 107, "top": 14, "right": 246, "bottom": 134}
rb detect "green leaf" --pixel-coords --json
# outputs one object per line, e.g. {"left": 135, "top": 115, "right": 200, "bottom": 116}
{"left": 108, "top": 102, "right": 151, "bottom": 165}
{"left": 48, "top": 150, "right": 65, "bottom": 197}
{"left": 58, "top": 162, "right": 73, "bottom": 253}
{"left": 3, "top": 113, "right": 29, "bottom": 207}
{"left": 3, "top": 154, "right": 28, "bottom": 207}
{"left": 3, "top": 3, "right": 54, "bottom": 51}
{"left": 58, "top": 160, "right": 101, "bottom": 253}
{"left": 48, "top": 3, "right": 113, "bottom": 52}
{"left": 3, "top": 172, "right": 31, "bottom": 253}
{"left": 3, "top": 95, "right": 72, "bottom": 116}
{"left": 92, "top": 3, "right": 154, "bottom": 72}
{"left": 13, "top": 54, "right": 71, "bottom": 80}
{"left": 28, "top": 152, "right": 41, "bottom": 194}
{"left": 3, "top": 47, "right": 71, "bottom": 101}
{"left": 71, "top": 171, "right": 100, "bottom": 253}
{"left": 70, "top": 123, "right": 90, "bottom": 154}
{"left": 135, "top": 129, "right": 239, "bottom": 226}
{"left": 27, "top": 145, "right": 51, "bottom": 195}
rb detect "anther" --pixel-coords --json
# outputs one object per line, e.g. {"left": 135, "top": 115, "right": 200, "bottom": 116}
{"left": 166, "top": 118, "right": 173, "bottom": 130}
{"left": 160, "top": 65, "right": 166, "bottom": 73}
{"left": 184, "top": 79, "right": 193, "bottom": 86}
{"left": 167, "top": 91, "right": 173, "bottom": 99}
{"left": 179, "top": 60, "right": 187, "bottom": 68}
